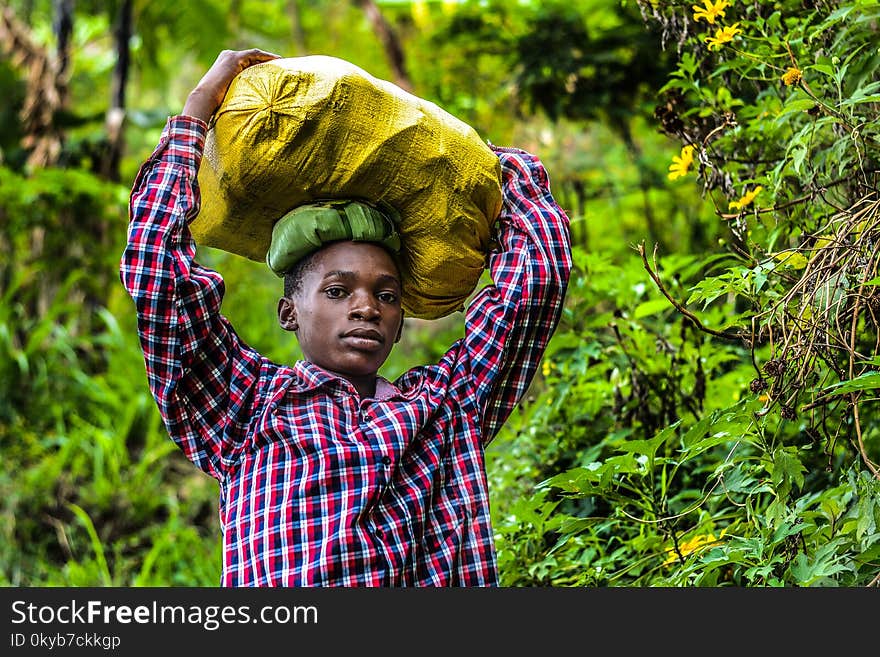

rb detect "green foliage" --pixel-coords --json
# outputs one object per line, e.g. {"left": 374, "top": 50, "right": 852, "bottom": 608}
{"left": 0, "top": 268, "right": 221, "bottom": 585}
{"left": 647, "top": 0, "right": 880, "bottom": 453}
{"left": 488, "top": 244, "right": 879, "bottom": 586}
{"left": 487, "top": 0, "right": 880, "bottom": 587}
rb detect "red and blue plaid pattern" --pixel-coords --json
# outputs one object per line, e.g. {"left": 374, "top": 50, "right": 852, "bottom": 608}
{"left": 120, "top": 116, "right": 571, "bottom": 586}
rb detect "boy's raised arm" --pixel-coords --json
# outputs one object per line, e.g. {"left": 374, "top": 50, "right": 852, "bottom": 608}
{"left": 119, "top": 49, "right": 279, "bottom": 480}
{"left": 462, "top": 145, "right": 573, "bottom": 443}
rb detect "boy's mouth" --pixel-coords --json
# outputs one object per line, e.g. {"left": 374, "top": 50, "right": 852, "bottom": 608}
{"left": 342, "top": 328, "right": 384, "bottom": 346}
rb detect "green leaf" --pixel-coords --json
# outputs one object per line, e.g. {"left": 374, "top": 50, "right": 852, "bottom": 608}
{"left": 856, "top": 494, "right": 878, "bottom": 541}
{"left": 777, "top": 98, "right": 819, "bottom": 119}
{"left": 789, "top": 538, "right": 853, "bottom": 586}
{"left": 821, "top": 371, "right": 880, "bottom": 396}
{"left": 806, "top": 63, "right": 835, "bottom": 78}
{"left": 617, "top": 420, "right": 682, "bottom": 459}
{"left": 686, "top": 269, "right": 753, "bottom": 308}
{"left": 839, "top": 93, "right": 880, "bottom": 107}
{"left": 633, "top": 297, "right": 673, "bottom": 318}
{"left": 602, "top": 453, "right": 644, "bottom": 477}
{"left": 790, "top": 143, "right": 809, "bottom": 175}
{"left": 770, "top": 447, "right": 807, "bottom": 492}
{"left": 716, "top": 465, "right": 769, "bottom": 495}
{"left": 541, "top": 465, "right": 601, "bottom": 494}
{"left": 67, "top": 503, "right": 112, "bottom": 586}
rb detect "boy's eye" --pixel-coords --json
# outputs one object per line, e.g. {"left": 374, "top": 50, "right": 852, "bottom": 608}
{"left": 378, "top": 292, "right": 399, "bottom": 304}
{"left": 325, "top": 286, "right": 347, "bottom": 299}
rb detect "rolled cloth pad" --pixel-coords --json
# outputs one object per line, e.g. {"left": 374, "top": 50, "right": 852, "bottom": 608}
{"left": 266, "top": 199, "right": 402, "bottom": 275}
{"left": 192, "top": 55, "right": 503, "bottom": 319}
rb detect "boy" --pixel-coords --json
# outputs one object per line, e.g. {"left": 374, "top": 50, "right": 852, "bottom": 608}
{"left": 120, "top": 49, "right": 572, "bottom": 586}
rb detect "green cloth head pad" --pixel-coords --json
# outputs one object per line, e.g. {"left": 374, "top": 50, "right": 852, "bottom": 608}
{"left": 266, "top": 199, "right": 402, "bottom": 276}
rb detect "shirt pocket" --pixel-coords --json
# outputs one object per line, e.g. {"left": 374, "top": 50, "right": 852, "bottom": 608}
{"left": 253, "top": 398, "right": 353, "bottom": 452}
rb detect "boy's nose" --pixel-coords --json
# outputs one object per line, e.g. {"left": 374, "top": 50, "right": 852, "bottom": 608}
{"left": 349, "top": 293, "right": 380, "bottom": 321}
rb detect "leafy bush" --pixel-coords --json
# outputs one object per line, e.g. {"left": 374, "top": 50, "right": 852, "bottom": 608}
{"left": 488, "top": 0, "right": 880, "bottom": 587}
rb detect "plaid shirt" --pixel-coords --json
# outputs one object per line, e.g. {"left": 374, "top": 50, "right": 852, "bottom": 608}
{"left": 120, "top": 115, "right": 571, "bottom": 586}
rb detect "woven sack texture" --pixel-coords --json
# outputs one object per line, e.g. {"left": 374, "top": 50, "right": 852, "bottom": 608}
{"left": 191, "top": 55, "right": 503, "bottom": 319}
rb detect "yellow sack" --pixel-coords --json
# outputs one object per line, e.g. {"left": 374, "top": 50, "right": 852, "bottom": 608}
{"left": 192, "top": 55, "right": 503, "bottom": 319}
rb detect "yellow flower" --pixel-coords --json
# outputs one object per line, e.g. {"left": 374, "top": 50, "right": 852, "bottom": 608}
{"left": 542, "top": 360, "right": 551, "bottom": 377}
{"left": 441, "top": 0, "right": 458, "bottom": 14}
{"left": 781, "top": 67, "right": 802, "bottom": 86}
{"left": 692, "top": 0, "right": 730, "bottom": 24}
{"left": 728, "top": 185, "right": 762, "bottom": 211}
{"left": 411, "top": 0, "right": 429, "bottom": 27}
{"left": 662, "top": 530, "right": 725, "bottom": 566}
{"left": 668, "top": 144, "right": 695, "bottom": 180}
{"left": 705, "top": 23, "right": 741, "bottom": 50}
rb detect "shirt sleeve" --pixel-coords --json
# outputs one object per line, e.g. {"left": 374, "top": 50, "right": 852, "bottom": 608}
{"left": 463, "top": 146, "right": 572, "bottom": 444}
{"left": 119, "top": 115, "right": 265, "bottom": 480}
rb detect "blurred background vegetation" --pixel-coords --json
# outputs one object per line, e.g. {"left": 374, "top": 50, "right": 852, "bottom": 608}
{"left": 1, "top": 0, "right": 878, "bottom": 586}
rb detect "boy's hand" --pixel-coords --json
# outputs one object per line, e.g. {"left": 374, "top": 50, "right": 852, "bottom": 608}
{"left": 182, "top": 48, "right": 282, "bottom": 122}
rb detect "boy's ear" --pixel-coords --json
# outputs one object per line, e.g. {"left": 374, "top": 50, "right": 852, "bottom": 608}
{"left": 278, "top": 297, "right": 298, "bottom": 332}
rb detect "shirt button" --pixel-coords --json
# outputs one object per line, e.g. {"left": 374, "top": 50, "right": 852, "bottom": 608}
{"left": 381, "top": 455, "right": 391, "bottom": 467}
{"left": 375, "top": 528, "right": 384, "bottom": 539}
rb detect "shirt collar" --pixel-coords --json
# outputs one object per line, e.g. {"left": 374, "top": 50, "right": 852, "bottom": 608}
{"left": 286, "top": 360, "right": 403, "bottom": 400}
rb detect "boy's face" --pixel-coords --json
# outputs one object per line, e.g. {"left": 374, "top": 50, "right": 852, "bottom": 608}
{"left": 278, "top": 241, "right": 403, "bottom": 390}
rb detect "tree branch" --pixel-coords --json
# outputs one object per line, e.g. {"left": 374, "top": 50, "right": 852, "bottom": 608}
{"left": 638, "top": 241, "right": 742, "bottom": 341}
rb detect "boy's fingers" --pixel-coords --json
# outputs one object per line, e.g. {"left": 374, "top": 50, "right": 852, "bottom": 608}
{"left": 244, "top": 48, "right": 282, "bottom": 62}
{"left": 183, "top": 48, "right": 283, "bottom": 122}
{"left": 225, "top": 48, "right": 282, "bottom": 72}
{"left": 211, "top": 49, "right": 281, "bottom": 91}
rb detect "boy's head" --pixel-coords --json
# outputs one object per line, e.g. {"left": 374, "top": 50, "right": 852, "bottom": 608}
{"left": 269, "top": 200, "right": 404, "bottom": 393}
